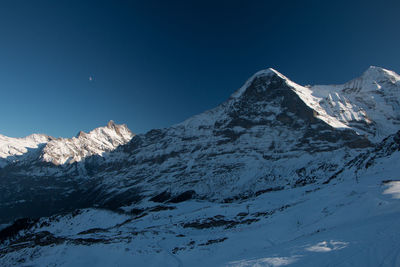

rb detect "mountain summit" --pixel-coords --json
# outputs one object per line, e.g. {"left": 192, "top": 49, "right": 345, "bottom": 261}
{"left": 361, "top": 65, "right": 400, "bottom": 83}
{"left": 0, "top": 121, "right": 134, "bottom": 167}
{"left": 311, "top": 66, "right": 400, "bottom": 141}
{"left": 0, "top": 133, "right": 52, "bottom": 167}
{"left": 41, "top": 121, "right": 134, "bottom": 165}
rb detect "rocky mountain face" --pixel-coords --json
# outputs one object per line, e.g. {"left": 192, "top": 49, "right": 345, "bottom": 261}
{"left": 0, "top": 120, "right": 133, "bottom": 167}
{"left": 86, "top": 68, "right": 372, "bottom": 204}
{"left": 40, "top": 120, "right": 133, "bottom": 165}
{"left": 0, "top": 66, "right": 398, "bottom": 222}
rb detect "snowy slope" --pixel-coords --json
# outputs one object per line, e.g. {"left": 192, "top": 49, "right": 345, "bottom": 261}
{"left": 0, "top": 121, "right": 134, "bottom": 168}
{"left": 0, "top": 133, "right": 52, "bottom": 167}
{"left": 1, "top": 139, "right": 399, "bottom": 266}
{"left": 310, "top": 66, "right": 400, "bottom": 141}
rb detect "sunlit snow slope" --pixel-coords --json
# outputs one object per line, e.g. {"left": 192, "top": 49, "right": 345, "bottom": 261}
{"left": 0, "top": 134, "right": 51, "bottom": 167}
{"left": 41, "top": 120, "right": 134, "bottom": 165}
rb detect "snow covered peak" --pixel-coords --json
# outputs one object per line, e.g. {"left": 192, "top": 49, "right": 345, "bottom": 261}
{"left": 25, "top": 133, "right": 52, "bottom": 143}
{"left": 0, "top": 133, "right": 51, "bottom": 152}
{"left": 0, "top": 133, "right": 52, "bottom": 167}
{"left": 335, "top": 66, "right": 400, "bottom": 95}
{"left": 179, "top": 67, "right": 313, "bottom": 130}
{"left": 231, "top": 67, "right": 294, "bottom": 99}
{"left": 253, "top": 67, "right": 287, "bottom": 79}
{"left": 41, "top": 122, "right": 134, "bottom": 165}
{"left": 310, "top": 66, "right": 400, "bottom": 141}
{"left": 361, "top": 66, "right": 400, "bottom": 84}
{"left": 225, "top": 66, "right": 400, "bottom": 142}
{"left": 180, "top": 66, "right": 400, "bottom": 143}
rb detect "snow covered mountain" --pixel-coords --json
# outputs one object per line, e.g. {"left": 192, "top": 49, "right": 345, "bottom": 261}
{"left": 0, "top": 66, "right": 400, "bottom": 266}
{"left": 84, "top": 68, "right": 372, "bottom": 203}
{"left": 310, "top": 66, "right": 400, "bottom": 141}
{"left": 41, "top": 120, "right": 133, "bottom": 165}
{"left": 0, "top": 133, "right": 52, "bottom": 168}
{"left": 0, "top": 120, "right": 134, "bottom": 167}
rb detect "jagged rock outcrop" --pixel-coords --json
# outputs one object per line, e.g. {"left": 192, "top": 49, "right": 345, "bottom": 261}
{"left": 41, "top": 120, "right": 133, "bottom": 165}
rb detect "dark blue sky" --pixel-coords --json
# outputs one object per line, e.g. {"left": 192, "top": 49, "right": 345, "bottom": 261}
{"left": 1, "top": 0, "right": 399, "bottom": 137}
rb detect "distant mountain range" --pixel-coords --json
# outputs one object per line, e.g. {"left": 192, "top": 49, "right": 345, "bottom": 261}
{"left": 1, "top": 66, "right": 399, "bottom": 266}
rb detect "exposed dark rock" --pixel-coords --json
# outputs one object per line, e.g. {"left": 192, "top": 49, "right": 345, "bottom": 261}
{"left": 0, "top": 218, "right": 38, "bottom": 242}
{"left": 149, "top": 205, "right": 176, "bottom": 212}
{"left": 72, "top": 237, "right": 111, "bottom": 245}
{"left": 182, "top": 215, "right": 259, "bottom": 230}
{"left": 199, "top": 237, "right": 228, "bottom": 246}
{"left": 255, "top": 186, "right": 284, "bottom": 196}
{"left": 150, "top": 191, "right": 171, "bottom": 203}
{"left": 130, "top": 208, "right": 145, "bottom": 216}
{"left": 168, "top": 190, "right": 196, "bottom": 203}
{"left": 78, "top": 228, "right": 108, "bottom": 235}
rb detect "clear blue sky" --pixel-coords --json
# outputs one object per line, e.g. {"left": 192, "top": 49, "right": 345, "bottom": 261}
{"left": 0, "top": 0, "right": 399, "bottom": 137}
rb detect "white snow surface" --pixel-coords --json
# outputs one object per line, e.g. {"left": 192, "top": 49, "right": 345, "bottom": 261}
{"left": 0, "top": 133, "right": 51, "bottom": 167}
{"left": 310, "top": 66, "right": 400, "bottom": 141}
{"left": 0, "top": 121, "right": 134, "bottom": 167}
{"left": 41, "top": 120, "right": 133, "bottom": 165}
